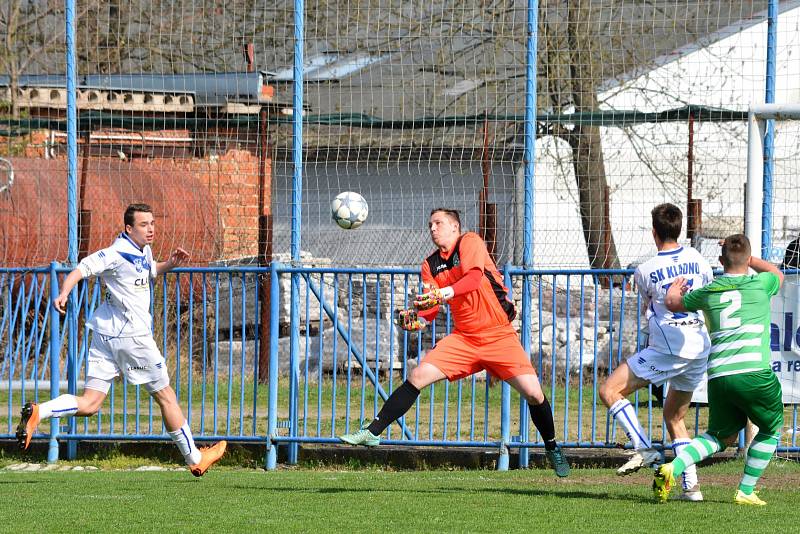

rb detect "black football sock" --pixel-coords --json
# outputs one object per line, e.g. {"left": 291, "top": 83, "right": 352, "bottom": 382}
{"left": 366, "top": 380, "right": 420, "bottom": 435}
{"left": 528, "top": 396, "right": 558, "bottom": 451}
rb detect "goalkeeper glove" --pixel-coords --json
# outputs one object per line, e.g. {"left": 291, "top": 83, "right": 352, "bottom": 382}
{"left": 413, "top": 286, "right": 454, "bottom": 310}
{"left": 395, "top": 308, "right": 428, "bottom": 332}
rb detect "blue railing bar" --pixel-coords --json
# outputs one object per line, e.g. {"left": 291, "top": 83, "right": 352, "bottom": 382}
{"left": 239, "top": 273, "right": 247, "bottom": 436}
{"left": 277, "top": 266, "right": 418, "bottom": 275}
{"left": 343, "top": 274, "right": 354, "bottom": 434}
{"left": 16, "top": 279, "right": 32, "bottom": 411}
{"left": 549, "top": 275, "right": 556, "bottom": 421}
{"left": 20, "top": 430, "right": 800, "bottom": 454}
{"left": 187, "top": 273, "right": 194, "bottom": 426}
{"left": 564, "top": 275, "right": 571, "bottom": 443}
{"left": 3, "top": 276, "right": 16, "bottom": 430}
{"left": 251, "top": 272, "right": 259, "bottom": 436}
{"left": 266, "top": 263, "right": 281, "bottom": 470}
{"left": 66, "top": 271, "right": 78, "bottom": 459}
{"left": 34, "top": 280, "right": 48, "bottom": 400}
{"left": 577, "top": 275, "right": 586, "bottom": 443}
{"left": 316, "top": 274, "right": 325, "bottom": 437}
{"left": 169, "top": 266, "right": 269, "bottom": 273}
{"left": 5, "top": 275, "right": 22, "bottom": 382}
{"left": 301, "top": 275, "right": 312, "bottom": 436}
{"left": 19, "top": 278, "right": 38, "bottom": 396}
{"left": 152, "top": 278, "right": 164, "bottom": 434}
{"left": 213, "top": 272, "right": 220, "bottom": 434}
{"left": 225, "top": 275, "right": 234, "bottom": 435}
{"left": 24, "top": 277, "right": 43, "bottom": 400}
{"left": 272, "top": 436, "right": 506, "bottom": 447}
{"left": 288, "top": 269, "right": 301, "bottom": 464}
{"left": 330, "top": 274, "right": 340, "bottom": 437}
{"left": 590, "top": 275, "right": 599, "bottom": 442}
{"left": 374, "top": 275, "right": 381, "bottom": 423}
{"left": 57, "top": 434, "right": 263, "bottom": 443}
{"left": 507, "top": 267, "right": 635, "bottom": 276}
{"left": 200, "top": 272, "right": 208, "bottom": 434}
{"left": 359, "top": 273, "right": 367, "bottom": 427}
{"left": 0, "top": 274, "right": 10, "bottom": 378}
{"left": 174, "top": 274, "right": 182, "bottom": 404}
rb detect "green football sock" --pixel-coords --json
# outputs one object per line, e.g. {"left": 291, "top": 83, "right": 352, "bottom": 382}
{"left": 739, "top": 432, "right": 779, "bottom": 495}
{"left": 672, "top": 433, "right": 723, "bottom": 478}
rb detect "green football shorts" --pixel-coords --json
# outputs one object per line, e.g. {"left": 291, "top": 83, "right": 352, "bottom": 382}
{"left": 707, "top": 369, "right": 784, "bottom": 439}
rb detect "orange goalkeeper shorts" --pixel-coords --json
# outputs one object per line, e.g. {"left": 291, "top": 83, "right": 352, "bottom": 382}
{"left": 421, "top": 324, "right": 535, "bottom": 381}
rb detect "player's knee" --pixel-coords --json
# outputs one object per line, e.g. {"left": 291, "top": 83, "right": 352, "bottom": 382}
{"left": 407, "top": 367, "right": 427, "bottom": 389}
{"left": 153, "top": 393, "right": 177, "bottom": 410}
{"left": 523, "top": 391, "right": 545, "bottom": 405}
{"left": 149, "top": 384, "right": 177, "bottom": 408}
{"left": 81, "top": 397, "right": 103, "bottom": 415}
{"left": 598, "top": 382, "right": 617, "bottom": 406}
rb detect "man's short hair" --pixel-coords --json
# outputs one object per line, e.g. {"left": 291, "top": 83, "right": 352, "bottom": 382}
{"left": 721, "top": 233, "right": 751, "bottom": 269}
{"left": 124, "top": 203, "right": 153, "bottom": 228}
{"left": 430, "top": 208, "right": 461, "bottom": 228}
{"left": 651, "top": 203, "right": 682, "bottom": 242}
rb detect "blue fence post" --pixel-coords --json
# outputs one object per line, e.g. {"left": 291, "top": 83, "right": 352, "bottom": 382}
{"left": 498, "top": 268, "right": 513, "bottom": 471}
{"left": 287, "top": 0, "right": 305, "bottom": 466}
{"left": 761, "top": 0, "right": 778, "bottom": 259}
{"left": 47, "top": 262, "right": 60, "bottom": 463}
{"left": 266, "top": 263, "right": 281, "bottom": 469}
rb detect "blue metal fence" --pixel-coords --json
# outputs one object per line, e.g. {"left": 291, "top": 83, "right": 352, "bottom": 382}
{"left": 2, "top": 263, "right": 798, "bottom": 468}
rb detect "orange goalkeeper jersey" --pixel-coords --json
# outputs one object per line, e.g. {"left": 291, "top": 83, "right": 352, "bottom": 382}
{"left": 420, "top": 232, "right": 516, "bottom": 334}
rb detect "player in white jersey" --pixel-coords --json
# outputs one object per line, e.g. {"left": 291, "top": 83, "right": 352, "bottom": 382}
{"left": 599, "top": 203, "right": 713, "bottom": 501}
{"left": 16, "top": 203, "right": 226, "bottom": 476}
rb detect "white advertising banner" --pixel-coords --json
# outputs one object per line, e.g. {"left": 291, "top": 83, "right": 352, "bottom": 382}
{"left": 691, "top": 275, "right": 800, "bottom": 404}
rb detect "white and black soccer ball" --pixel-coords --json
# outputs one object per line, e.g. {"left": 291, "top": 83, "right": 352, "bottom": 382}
{"left": 331, "top": 191, "right": 368, "bottom": 229}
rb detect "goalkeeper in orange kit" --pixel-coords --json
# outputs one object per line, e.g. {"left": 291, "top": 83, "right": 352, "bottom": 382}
{"left": 339, "top": 208, "right": 569, "bottom": 476}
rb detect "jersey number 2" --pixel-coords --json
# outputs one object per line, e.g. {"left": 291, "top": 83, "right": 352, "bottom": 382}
{"left": 719, "top": 291, "right": 741, "bottom": 328}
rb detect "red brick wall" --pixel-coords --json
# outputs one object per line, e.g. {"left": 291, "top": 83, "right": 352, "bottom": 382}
{"left": 0, "top": 130, "right": 271, "bottom": 264}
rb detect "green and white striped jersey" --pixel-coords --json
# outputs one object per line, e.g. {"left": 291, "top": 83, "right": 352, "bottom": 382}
{"left": 682, "top": 272, "right": 780, "bottom": 380}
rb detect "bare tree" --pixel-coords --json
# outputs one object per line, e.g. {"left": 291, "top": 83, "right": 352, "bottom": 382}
{"left": 0, "top": 1, "right": 68, "bottom": 118}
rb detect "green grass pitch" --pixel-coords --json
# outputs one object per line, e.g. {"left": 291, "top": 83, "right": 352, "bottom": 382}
{"left": 1, "top": 460, "right": 799, "bottom": 532}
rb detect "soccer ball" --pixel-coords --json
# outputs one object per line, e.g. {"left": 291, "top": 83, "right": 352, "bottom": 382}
{"left": 331, "top": 191, "right": 368, "bottom": 229}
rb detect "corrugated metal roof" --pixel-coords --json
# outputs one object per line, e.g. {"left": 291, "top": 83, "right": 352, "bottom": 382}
{"left": 267, "top": 52, "right": 391, "bottom": 81}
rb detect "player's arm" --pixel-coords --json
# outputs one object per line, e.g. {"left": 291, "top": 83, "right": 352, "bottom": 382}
{"left": 749, "top": 255, "right": 784, "bottom": 288}
{"left": 156, "top": 247, "right": 190, "bottom": 276}
{"left": 632, "top": 268, "right": 650, "bottom": 321}
{"left": 664, "top": 276, "right": 689, "bottom": 313}
{"left": 53, "top": 249, "right": 113, "bottom": 314}
{"left": 53, "top": 268, "right": 85, "bottom": 314}
{"left": 414, "top": 268, "right": 483, "bottom": 310}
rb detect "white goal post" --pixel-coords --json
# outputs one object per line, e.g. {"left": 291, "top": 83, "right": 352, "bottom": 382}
{"left": 745, "top": 103, "right": 800, "bottom": 258}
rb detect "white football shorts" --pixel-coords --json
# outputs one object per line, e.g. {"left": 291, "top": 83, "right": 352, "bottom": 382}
{"left": 626, "top": 347, "right": 707, "bottom": 392}
{"left": 86, "top": 333, "right": 170, "bottom": 394}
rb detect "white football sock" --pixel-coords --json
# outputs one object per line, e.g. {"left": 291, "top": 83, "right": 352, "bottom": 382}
{"left": 673, "top": 439, "right": 698, "bottom": 490}
{"left": 168, "top": 421, "right": 202, "bottom": 465}
{"left": 610, "top": 399, "right": 652, "bottom": 450}
{"left": 38, "top": 394, "right": 79, "bottom": 419}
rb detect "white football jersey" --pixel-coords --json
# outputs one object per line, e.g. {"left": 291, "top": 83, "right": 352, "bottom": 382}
{"left": 78, "top": 232, "right": 158, "bottom": 337}
{"left": 633, "top": 245, "right": 713, "bottom": 359}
